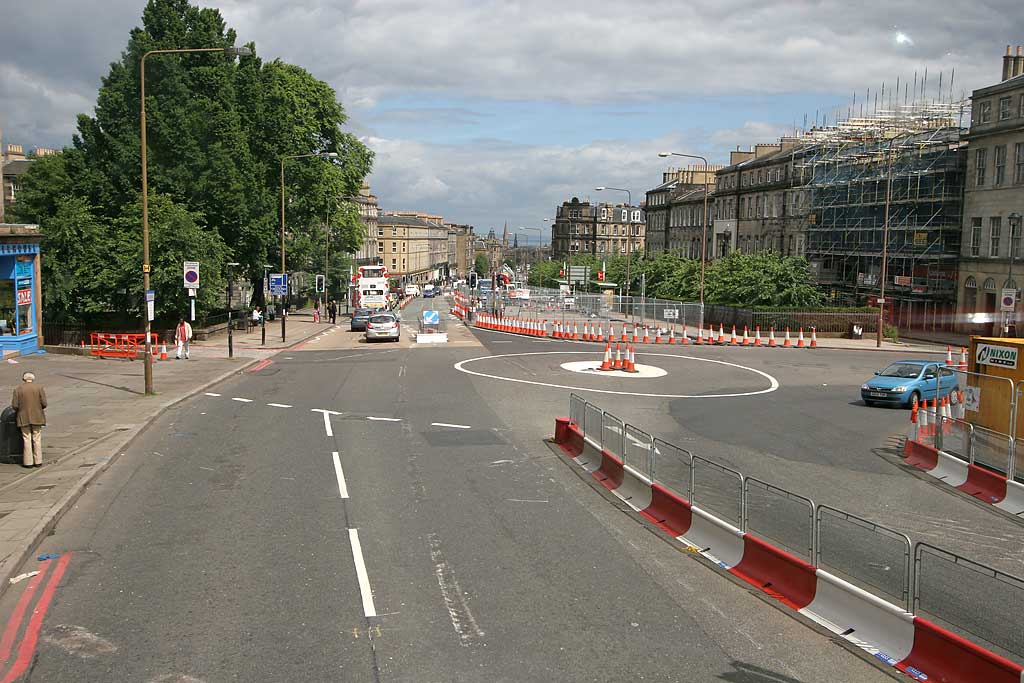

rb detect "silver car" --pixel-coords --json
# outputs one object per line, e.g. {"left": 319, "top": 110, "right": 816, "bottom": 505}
{"left": 365, "top": 313, "right": 401, "bottom": 342}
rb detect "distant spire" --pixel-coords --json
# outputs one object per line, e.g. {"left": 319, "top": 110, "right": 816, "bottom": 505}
{"left": 502, "top": 221, "right": 509, "bottom": 248}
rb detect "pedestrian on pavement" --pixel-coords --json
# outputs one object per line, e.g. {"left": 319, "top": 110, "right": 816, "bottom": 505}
{"left": 11, "top": 372, "right": 46, "bottom": 468}
{"left": 329, "top": 300, "right": 337, "bottom": 324}
{"left": 313, "top": 301, "right": 321, "bottom": 324}
{"left": 175, "top": 317, "right": 193, "bottom": 359}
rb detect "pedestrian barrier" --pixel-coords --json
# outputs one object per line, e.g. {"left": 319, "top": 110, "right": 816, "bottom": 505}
{"left": 89, "top": 332, "right": 160, "bottom": 359}
{"left": 553, "top": 395, "right": 1024, "bottom": 682}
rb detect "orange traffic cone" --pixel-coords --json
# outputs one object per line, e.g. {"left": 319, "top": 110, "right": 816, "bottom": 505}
{"left": 654, "top": 327, "right": 662, "bottom": 344}
{"left": 809, "top": 327, "right": 818, "bottom": 349}
{"left": 632, "top": 324, "right": 639, "bottom": 344}
{"left": 797, "top": 328, "right": 806, "bottom": 348}
{"left": 754, "top": 326, "right": 762, "bottom": 347}
{"left": 695, "top": 324, "right": 704, "bottom": 345}
{"left": 668, "top": 328, "right": 675, "bottom": 344}
{"left": 596, "top": 325, "right": 604, "bottom": 343}
{"left": 717, "top": 324, "right": 726, "bottom": 345}
{"left": 945, "top": 345, "right": 953, "bottom": 365}
{"left": 768, "top": 327, "right": 776, "bottom": 347}
{"left": 784, "top": 327, "right": 792, "bottom": 347}
{"left": 680, "top": 325, "right": 689, "bottom": 344}
{"left": 609, "top": 323, "right": 616, "bottom": 342}
{"left": 642, "top": 326, "right": 651, "bottom": 344}
{"left": 624, "top": 345, "right": 638, "bottom": 373}
{"left": 598, "top": 343, "right": 613, "bottom": 371}
{"left": 621, "top": 325, "right": 628, "bottom": 342}
{"left": 742, "top": 326, "right": 751, "bottom": 346}
{"left": 910, "top": 396, "right": 919, "bottom": 424}
{"left": 730, "top": 326, "right": 739, "bottom": 345}
{"left": 159, "top": 342, "right": 168, "bottom": 361}
{"left": 572, "top": 322, "right": 579, "bottom": 341}
{"left": 958, "top": 347, "right": 967, "bottom": 370}
{"left": 612, "top": 343, "right": 624, "bottom": 370}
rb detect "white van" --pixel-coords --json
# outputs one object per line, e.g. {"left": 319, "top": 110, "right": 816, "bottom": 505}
{"left": 404, "top": 284, "right": 421, "bottom": 297}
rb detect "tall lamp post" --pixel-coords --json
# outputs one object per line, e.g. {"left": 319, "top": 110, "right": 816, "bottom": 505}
{"left": 226, "top": 262, "right": 240, "bottom": 358}
{"left": 1007, "top": 212, "right": 1023, "bottom": 335}
{"left": 517, "top": 226, "right": 543, "bottom": 270}
{"left": 659, "top": 152, "right": 711, "bottom": 330}
{"left": 140, "top": 44, "right": 251, "bottom": 395}
{"left": 279, "top": 151, "right": 338, "bottom": 341}
{"left": 261, "top": 264, "right": 271, "bottom": 346}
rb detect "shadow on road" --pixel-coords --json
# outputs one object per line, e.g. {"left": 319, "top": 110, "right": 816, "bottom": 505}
{"left": 718, "top": 660, "right": 807, "bottom": 682}
{"left": 57, "top": 373, "right": 144, "bottom": 396}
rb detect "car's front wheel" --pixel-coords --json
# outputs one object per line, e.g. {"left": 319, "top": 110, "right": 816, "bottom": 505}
{"left": 906, "top": 390, "right": 921, "bottom": 409}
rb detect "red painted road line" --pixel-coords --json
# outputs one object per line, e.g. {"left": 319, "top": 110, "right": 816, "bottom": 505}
{"left": 247, "top": 358, "right": 273, "bottom": 373}
{"left": 2, "top": 554, "right": 71, "bottom": 683}
{"left": 0, "top": 562, "right": 51, "bottom": 665}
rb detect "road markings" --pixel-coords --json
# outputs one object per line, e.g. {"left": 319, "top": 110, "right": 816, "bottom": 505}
{"left": 332, "top": 451, "right": 349, "bottom": 499}
{"left": 506, "top": 499, "right": 549, "bottom": 503}
{"left": 321, "top": 412, "right": 333, "bottom": 437}
{"left": 204, "top": 392, "right": 221, "bottom": 397}
{"left": 247, "top": 359, "right": 273, "bottom": 373}
{"left": 427, "top": 533, "right": 484, "bottom": 645}
{"left": 367, "top": 416, "right": 402, "bottom": 422}
{"left": 1, "top": 554, "right": 72, "bottom": 683}
{"left": 231, "top": 397, "right": 253, "bottom": 403}
{"left": 431, "top": 422, "right": 472, "bottom": 429}
{"left": 267, "top": 403, "right": 293, "bottom": 408}
{"left": 398, "top": 365, "right": 406, "bottom": 377}
{"left": 348, "top": 529, "right": 377, "bottom": 617}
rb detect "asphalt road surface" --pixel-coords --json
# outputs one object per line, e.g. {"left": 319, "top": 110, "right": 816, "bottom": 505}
{"left": 0, "top": 297, "right": 1018, "bottom": 681}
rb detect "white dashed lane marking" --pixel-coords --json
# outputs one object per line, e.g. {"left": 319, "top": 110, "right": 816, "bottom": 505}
{"left": 367, "top": 416, "right": 402, "bottom": 422}
{"left": 348, "top": 529, "right": 377, "bottom": 618}
{"left": 331, "top": 451, "right": 349, "bottom": 499}
{"left": 232, "top": 397, "right": 253, "bottom": 403}
{"left": 267, "top": 403, "right": 293, "bottom": 408}
{"left": 205, "top": 392, "right": 221, "bottom": 397}
{"left": 431, "top": 422, "right": 472, "bottom": 430}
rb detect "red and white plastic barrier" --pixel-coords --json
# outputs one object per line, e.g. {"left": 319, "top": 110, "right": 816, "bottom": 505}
{"left": 554, "top": 416, "right": 1024, "bottom": 683}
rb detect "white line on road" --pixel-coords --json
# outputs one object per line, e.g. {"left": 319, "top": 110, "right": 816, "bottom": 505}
{"left": 431, "top": 422, "right": 472, "bottom": 429}
{"left": 332, "top": 451, "right": 349, "bottom": 498}
{"left": 204, "top": 392, "right": 221, "bottom": 397}
{"left": 267, "top": 403, "right": 293, "bottom": 408}
{"left": 320, "top": 411, "right": 333, "bottom": 437}
{"left": 507, "top": 499, "right": 549, "bottom": 503}
{"left": 366, "top": 416, "right": 402, "bottom": 422}
{"left": 348, "top": 529, "right": 377, "bottom": 617}
{"left": 232, "top": 397, "right": 253, "bottom": 403}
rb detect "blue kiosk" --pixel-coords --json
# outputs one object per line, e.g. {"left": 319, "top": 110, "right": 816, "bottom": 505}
{"left": 0, "top": 225, "right": 42, "bottom": 356}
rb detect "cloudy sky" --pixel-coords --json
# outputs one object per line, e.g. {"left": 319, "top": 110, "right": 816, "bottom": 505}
{"left": 2, "top": 1, "right": 1021, "bottom": 239}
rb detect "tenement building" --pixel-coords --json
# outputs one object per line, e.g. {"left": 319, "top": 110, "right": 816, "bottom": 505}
{"left": 551, "top": 198, "right": 644, "bottom": 259}
{"left": 377, "top": 212, "right": 450, "bottom": 285}
{"left": 956, "top": 46, "right": 1024, "bottom": 335}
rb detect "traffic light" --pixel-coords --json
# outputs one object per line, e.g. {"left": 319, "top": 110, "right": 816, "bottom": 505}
{"left": 316, "top": 274, "right": 325, "bottom": 292}
{"left": 597, "top": 271, "right": 605, "bottom": 281}
{"left": 468, "top": 272, "right": 478, "bottom": 288}
{"left": 559, "top": 268, "right": 565, "bottom": 277}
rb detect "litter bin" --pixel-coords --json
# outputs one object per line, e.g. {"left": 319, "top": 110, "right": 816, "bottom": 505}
{"left": 0, "top": 407, "right": 22, "bottom": 462}
{"left": 849, "top": 323, "right": 864, "bottom": 340}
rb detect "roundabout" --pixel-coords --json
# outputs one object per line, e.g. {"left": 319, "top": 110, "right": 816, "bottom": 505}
{"left": 453, "top": 351, "right": 780, "bottom": 398}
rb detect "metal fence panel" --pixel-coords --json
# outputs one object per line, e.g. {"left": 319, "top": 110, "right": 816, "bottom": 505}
{"left": 743, "top": 478, "right": 814, "bottom": 561}
{"left": 602, "top": 412, "right": 624, "bottom": 459}
{"left": 936, "top": 417, "right": 972, "bottom": 463}
{"left": 569, "top": 394, "right": 585, "bottom": 430}
{"left": 815, "top": 506, "right": 912, "bottom": 609}
{"left": 624, "top": 424, "right": 654, "bottom": 481}
{"left": 651, "top": 438, "right": 692, "bottom": 500}
{"left": 584, "top": 402, "right": 604, "bottom": 446}
{"left": 691, "top": 456, "right": 743, "bottom": 527}
{"left": 914, "top": 542, "right": 1024, "bottom": 663}
{"left": 973, "top": 426, "right": 1012, "bottom": 476}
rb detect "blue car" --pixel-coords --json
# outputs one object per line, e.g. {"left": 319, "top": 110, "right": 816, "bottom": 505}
{"left": 860, "top": 360, "right": 959, "bottom": 408}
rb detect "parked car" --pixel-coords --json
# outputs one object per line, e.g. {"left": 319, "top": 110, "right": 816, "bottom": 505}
{"left": 860, "top": 360, "right": 959, "bottom": 408}
{"left": 350, "top": 308, "right": 374, "bottom": 332}
{"left": 365, "top": 313, "right": 401, "bottom": 342}
{"left": 423, "top": 284, "right": 436, "bottom": 298}
{"left": 404, "top": 284, "right": 420, "bottom": 297}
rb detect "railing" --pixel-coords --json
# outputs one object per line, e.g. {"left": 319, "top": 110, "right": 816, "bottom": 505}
{"left": 566, "top": 393, "right": 1024, "bottom": 664}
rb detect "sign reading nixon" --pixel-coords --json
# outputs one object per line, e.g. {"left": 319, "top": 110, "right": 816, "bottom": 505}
{"left": 976, "top": 343, "right": 1018, "bottom": 369}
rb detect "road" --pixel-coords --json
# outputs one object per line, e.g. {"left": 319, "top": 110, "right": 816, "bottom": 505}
{"left": 0, "top": 296, "right": 1018, "bottom": 681}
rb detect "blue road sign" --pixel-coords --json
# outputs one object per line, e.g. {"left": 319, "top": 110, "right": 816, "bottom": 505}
{"left": 269, "top": 273, "right": 287, "bottom": 296}
{"left": 422, "top": 310, "right": 439, "bottom": 325}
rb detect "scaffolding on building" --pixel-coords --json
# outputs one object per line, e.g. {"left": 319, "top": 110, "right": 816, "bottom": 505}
{"left": 789, "top": 98, "right": 967, "bottom": 330}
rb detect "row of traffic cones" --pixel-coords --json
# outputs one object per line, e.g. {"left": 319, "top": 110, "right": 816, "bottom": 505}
{"left": 597, "top": 342, "right": 638, "bottom": 373}
{"left": 944, "top": 345, "right": 968, "bottom": 370}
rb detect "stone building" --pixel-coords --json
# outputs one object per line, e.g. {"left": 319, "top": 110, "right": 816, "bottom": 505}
{"left": 377, "top": 212, "right": 450, "bottom": 285}
{"left": 351, "top": 183, "right": 379, "bottom": 266}
{"left": 551, "top": 198, "right": 644, "bottom": 259}
{"left": 956, "top": 46, "right": 1024, "bottom": 334}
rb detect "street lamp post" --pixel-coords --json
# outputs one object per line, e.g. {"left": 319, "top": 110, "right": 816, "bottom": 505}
{"left": 226, "top": 262, "right": 240, "bottom": 358}
{"left": 659, "top": 152, "right": 711, "bottom": 331}
{"left": 279, "top": 151, "right": 338, "bottom": 342}
{"left": 1007, "top": 213, "right": 1023, "bottom": 335}
{"left": 261, "top": 264, "right": 271, "bottom": 346}
{"left": 140, "top": 44, "right": 251, "bottom": 395}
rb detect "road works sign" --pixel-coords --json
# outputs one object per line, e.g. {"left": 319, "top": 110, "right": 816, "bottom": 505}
{"left": 422, "top": 310, "right": 439, "bottom": 325}
{"left": 976, "top": 343, "right": 1018, "bottom": 369}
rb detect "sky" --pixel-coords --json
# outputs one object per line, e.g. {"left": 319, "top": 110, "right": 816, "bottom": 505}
{"left": 2, "top": 0, "right": 1022, "bottom": 241}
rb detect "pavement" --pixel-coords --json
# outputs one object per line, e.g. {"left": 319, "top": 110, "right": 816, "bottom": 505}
{"left": 0, "top": 296, "right": 1016, "bottom": 679}
{"left": 0, "top": 310, "right": 330, "bottom": 600}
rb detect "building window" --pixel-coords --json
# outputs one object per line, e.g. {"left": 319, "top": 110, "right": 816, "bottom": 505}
{"left": 377, "top": 228, "right": 384, "bottom": 237}
{"left": 971, "top": 217, "right": 982, "bottom": 256}
{"left": 392, "top": 228, "right": 397, "bottom": 236}
{"left": 976, "top": 148, "right": 988, "bottom": 186}
{"left": 1020, "top": 94, "right": 1024, "bottom": 117}
{"left": 1016, "top": 143, "right": 1024, "bottom": 184}
{"left": 983, "top": 277, "right": 996, "bottom": 292}
{"left": 1014, "top": 218, "right": 1023, "bottom": 259}
{"left": 391, "top": 258, "right": 397, "bottom": 269}
{"left": 995, "top": 145, "right": 1007, "bottom": 186}
{"left": 980, "top": 100, "right": 992, "bottom": 123}
{"left": 601, "top": 207, "right": 607, "bottom": 220}
{"left": 990, "top": 217, "right": 1002, "bottom": 257}
{"left": 391, "top": 243, "right": 397, "bottom": 253}
{"left": 1000, "top": 97, "right": 1012, "bottom": 121}
{"left": 964, "top": 276, "right": 977, "bottom": 289}
{"left": 377, "top": 243, "right": 384, "bottom": 253}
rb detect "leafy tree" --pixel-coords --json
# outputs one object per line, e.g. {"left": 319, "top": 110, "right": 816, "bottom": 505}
{"left": 704, "top": 251, "right": 823, "bottom": 307}
{"left": 13, "top": 0, "right": 373, "bottom": 320}
{"left": 527, "top": 260, "right": 561, "bottom": 287}
{"left": 474, "top": 254, "right": 490, "bottom": 274}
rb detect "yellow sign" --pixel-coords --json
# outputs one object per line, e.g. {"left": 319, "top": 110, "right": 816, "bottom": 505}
{"left": 914, "top": 232, "right": 928, "bottom": 246}
{"left": 143, "top": 264, "right": 152, "bottom": 273}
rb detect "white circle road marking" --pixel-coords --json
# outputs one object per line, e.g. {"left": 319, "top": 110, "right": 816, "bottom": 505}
{"left": 453, "top": 351, "right": 780, "bottom": 398}
{"left": 559, "top": 360, "right": 667, "bottom": 378}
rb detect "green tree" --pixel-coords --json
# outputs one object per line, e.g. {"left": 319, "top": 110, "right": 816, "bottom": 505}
{"left": 527, "top": 260, "right": 561, "bottom": 287}
{"left": 704, "top": 251, "right": 823, "bottom": 307}
{"left": 474, "top": 254, "right": 490, "bottom": 274}
{"left": 13, "top": 0, "right": 373, "bottom": 320}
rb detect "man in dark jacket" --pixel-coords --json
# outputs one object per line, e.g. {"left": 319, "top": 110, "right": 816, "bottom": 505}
{"left": 12, "top": 372, "right": 46, "bottom": 468}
